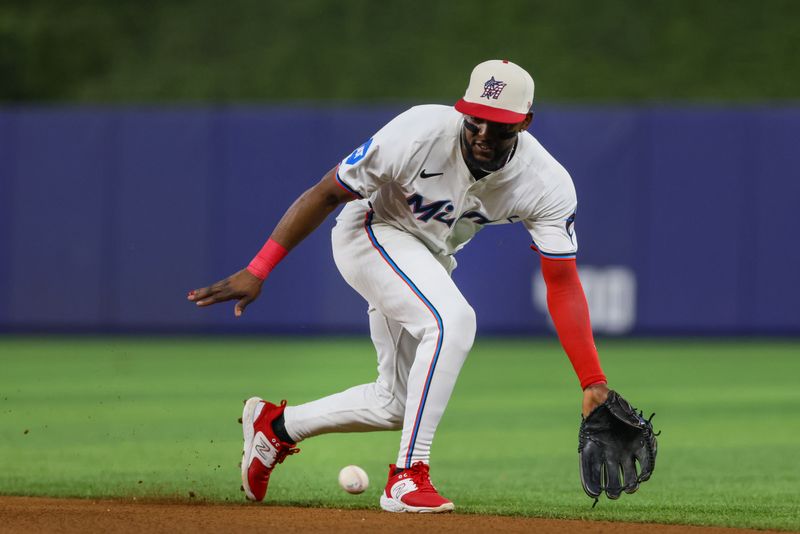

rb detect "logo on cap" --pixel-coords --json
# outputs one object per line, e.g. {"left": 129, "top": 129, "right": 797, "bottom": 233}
{"left": 480, "top": 76, "right": 507, "bottom": 100}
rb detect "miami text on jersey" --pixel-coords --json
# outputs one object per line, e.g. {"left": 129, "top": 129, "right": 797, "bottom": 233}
{"left": 406, "top": 194, "right": 493, "bottom": 228}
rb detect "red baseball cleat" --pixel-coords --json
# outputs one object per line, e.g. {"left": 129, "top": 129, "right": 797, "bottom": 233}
{"left": 380, "top": 462, "right": 455, "bottom": 513}
{"left": 240, "top": 397, "right": 299, "bottom": 501}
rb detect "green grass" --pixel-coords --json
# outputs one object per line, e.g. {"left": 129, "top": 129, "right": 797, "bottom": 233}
{"left": 1, "top": 337, "right": 799, "bottom": 530}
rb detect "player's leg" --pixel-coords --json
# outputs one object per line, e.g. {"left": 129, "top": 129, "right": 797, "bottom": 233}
{"left": 241, "top": 307, "right": 415, "bottom": 502}
{"left": 281, "top": 305, "right": 418, "bottom": 440}
{"left": 241, "top": 208, "right": 422, "bottom": 503}
{"left": 242, "top": 310, "right": 420, "bottom": 503}
{"left": 243, "top": 207, "right": 474, "bottom": 509}
{"left": 286, "top": 209, "right": 474, "bottom": 454}
{"left": 333, "top": 211, "right": 475, "bottom": 512}
{"left": 356, "top": 219, "right": 475, "bottom": 469}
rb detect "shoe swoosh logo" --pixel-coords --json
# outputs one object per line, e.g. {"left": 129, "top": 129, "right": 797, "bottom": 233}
{"left": 419, "top": 169, "right": 444, "bottom": 179}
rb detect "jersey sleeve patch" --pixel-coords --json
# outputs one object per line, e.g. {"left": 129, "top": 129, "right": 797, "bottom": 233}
{"left": 344, "top": 137, "right": 373, "bottom": 165}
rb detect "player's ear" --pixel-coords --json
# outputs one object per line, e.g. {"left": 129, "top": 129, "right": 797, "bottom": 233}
{"left": 521, "top": 112, "right": 533, "bottom": 131}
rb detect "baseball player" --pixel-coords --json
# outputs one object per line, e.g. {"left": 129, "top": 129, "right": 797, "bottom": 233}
{"left": 188, "top": 59, "right": 612, "bottom": 513}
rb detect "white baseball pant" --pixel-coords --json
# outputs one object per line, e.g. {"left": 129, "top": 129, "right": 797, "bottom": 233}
{"left": 283, "top": 204, "right": 476, "bottom": 467}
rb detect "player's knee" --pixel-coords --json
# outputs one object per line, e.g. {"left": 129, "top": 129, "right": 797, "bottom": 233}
{"left": 416, "top": 302, "right": 476, "bottom": 353}
{"left": 384, "top": 401, "right": 404, "bottom": 429}
{"left": 375, "top": 380, "right": 405, "bottom": 429}
{"left": 442, "top": 304, "right": 477, "bottom": 352}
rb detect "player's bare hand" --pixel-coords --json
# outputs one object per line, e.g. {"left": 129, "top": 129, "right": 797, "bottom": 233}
{"left": 187, "top": 269, "right": 263, "bottom": 317}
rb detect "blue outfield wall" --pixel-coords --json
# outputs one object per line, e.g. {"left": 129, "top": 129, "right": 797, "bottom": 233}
{"left": 0, "top": 105, "right": 798, "bottom": 335}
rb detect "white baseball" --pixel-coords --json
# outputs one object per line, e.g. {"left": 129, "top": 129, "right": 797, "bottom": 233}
{"left": 338, "top": 465, "right": 369, "bottom": 494}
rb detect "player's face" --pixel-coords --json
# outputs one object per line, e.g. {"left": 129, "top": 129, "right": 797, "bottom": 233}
{"left": 461, "top": 114, "right": 532, "bottom": 170}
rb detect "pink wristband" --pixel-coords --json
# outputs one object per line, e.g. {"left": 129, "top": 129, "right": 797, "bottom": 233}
{"left": 247, "top": 238, "right": 288, "bottom": 280}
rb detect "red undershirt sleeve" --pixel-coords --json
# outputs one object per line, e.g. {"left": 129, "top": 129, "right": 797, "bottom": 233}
{"left": 539, "top": 256, "right": 607, "bottom": 389}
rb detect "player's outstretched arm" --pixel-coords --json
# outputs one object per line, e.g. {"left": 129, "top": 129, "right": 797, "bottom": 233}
{"left": 187, "top": 166, "right": 356, "bottom": 316}
{"left": 539, "top": 256, "right": 609, "bottom": 415}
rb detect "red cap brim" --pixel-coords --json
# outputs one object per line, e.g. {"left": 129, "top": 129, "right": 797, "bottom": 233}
{"left": 454, "top": 99, "right": 527, "bottom": 124}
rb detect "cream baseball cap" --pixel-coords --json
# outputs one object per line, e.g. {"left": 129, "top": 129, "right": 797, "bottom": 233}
{"left": 454, "top": 59, "right": 535, "bottom": 124}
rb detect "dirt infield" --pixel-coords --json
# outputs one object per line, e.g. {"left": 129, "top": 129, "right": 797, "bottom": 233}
{"left": 0, "top": 497, "right": 788, "bottom": 534}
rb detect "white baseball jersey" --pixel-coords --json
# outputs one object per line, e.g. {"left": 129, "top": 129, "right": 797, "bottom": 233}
{"left": 283, "top": 104, "right": 580, "bottom": 471}
{"left": 335, "top": 104, "right": 578, "bottom": 259}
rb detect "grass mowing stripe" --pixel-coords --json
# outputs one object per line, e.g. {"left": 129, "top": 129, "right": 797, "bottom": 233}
{"left": 0, "top": 336, "right": 798, "bottom": 530}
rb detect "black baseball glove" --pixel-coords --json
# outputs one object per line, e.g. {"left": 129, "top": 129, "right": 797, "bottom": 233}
{"left": 578, "top": 390, "right": 658, "bottom": 504}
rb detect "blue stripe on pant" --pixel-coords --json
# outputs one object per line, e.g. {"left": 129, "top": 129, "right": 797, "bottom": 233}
{"left": 364, "top": 210, "right": 444, "bottom": 468}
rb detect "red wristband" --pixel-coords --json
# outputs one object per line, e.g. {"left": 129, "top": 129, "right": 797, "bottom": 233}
{"left": 247, "top": 238, "right": 288, "bottom": 280}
